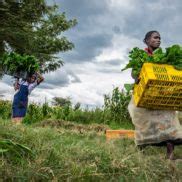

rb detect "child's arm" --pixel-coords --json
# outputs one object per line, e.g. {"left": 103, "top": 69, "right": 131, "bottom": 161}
{"left": 131, "top": 69, "right": 140, "bottom": 84}
{"left": 36, "top": 72, "right": 44, "bottom": 85}
{"left": 13, "top": 78, "right": 20, "bottom": 91}
{"left": 28, "top": 73, "right": 44, "bottom": 95}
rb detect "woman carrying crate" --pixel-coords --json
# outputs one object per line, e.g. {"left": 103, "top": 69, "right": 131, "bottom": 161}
{"left": 12, "top": 72, "right": 44, "bottom": 124}
{"left": 128, "top": 31, "right": 182, "bottom": 160}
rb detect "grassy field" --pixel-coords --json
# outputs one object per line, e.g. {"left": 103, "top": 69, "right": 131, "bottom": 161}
{"left": 0, "top": 119, "right": 182, "bottom": 181}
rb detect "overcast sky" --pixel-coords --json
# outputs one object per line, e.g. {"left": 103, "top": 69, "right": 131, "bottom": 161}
{"left": 0, "top": 0, "right": 182, "bottom": 108}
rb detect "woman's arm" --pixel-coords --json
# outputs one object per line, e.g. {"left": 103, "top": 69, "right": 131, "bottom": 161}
{"left": 36, "top": 72, "right": 44, "bottom": 85}
{"left": 131, "top": 69, "right": 140, "bottom": 84}
{"left": 27, "top": 73, "right": 44, "bottom": 95}
{"left": 13, "top": 78, "right": 20, "bottom": 91}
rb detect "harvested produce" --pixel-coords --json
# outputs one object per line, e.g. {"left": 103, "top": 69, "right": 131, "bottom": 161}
{"left": 122, "top": 44, "right": 182, "bottom": 78}
{"left": 0, "top": 52, "right": 40, "bottom": 76}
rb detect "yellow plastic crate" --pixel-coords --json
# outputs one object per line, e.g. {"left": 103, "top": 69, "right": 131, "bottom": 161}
{"left": 133, "top": 63, "right": 182, "bottom": 110}
{"left": 106, "top": 130, "right": 135, "bottom": 140}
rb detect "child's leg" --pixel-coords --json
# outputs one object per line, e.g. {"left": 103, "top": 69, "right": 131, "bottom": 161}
{"left": 12, "top": 117, "right": 23, "bottom": 124}
{"left": 166, "top": 142, "right": 174, "bottom": 160}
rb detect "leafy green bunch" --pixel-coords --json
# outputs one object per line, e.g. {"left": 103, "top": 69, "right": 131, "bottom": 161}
{"left": 122, "top": 44, "right": 182, "bottom": 78}
{"left": 0, "top": 52, "right": 40, "bottom": 75}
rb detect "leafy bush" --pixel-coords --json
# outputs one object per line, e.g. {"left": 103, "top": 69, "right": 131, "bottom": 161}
{"left": 104, "top": 87, "right": 133, "bottom": 128}
{"left": 66, "top": 108, "right": 105, "bottom": 124}
{"left": 0, "top": 100, "right": 11, "bottom": 119}
{"left": 0, "top": 86, "right": 133, "bottom": 129}
{"left": 23, "top": 103, "right": 44, "bottom": 124}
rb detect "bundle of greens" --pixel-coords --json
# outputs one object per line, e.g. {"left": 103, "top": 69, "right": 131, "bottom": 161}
{"left": 122, "top": 44, "right": 182, "bottom": 78}
{"left": 0, "top": 52, "right": 40, "bottom": 76}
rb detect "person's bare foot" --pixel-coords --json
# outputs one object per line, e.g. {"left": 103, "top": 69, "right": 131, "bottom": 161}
{"left": 12, "top": 117, "right": 22, "bottom": 125}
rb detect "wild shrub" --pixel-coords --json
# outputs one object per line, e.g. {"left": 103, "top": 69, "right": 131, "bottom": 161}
{"left": 23, "top": 103, "right": 44, "bottom": 124}
{"left": 0, "top": 87, "right": 133, "bottom": 129}
{"left": 0, "top": 100, "right": 11, "bottom": 119}
{"left": 104, "top": 87, "right": 132, "bottom": 127}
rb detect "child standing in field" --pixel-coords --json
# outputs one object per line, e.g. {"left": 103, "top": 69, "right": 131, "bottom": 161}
{"left": 128, "top": 31, "right": 182, "bottom": 160}
{"left": 12, "top": 72, "right": 44, "bottom": 124}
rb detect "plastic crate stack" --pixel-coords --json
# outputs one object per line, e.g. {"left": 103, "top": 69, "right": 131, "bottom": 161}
{"left": 133, "top": 63, "right": 182, "bottom": 111}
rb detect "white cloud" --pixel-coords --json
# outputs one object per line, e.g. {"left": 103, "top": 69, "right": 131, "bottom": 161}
{"left": 109, "top": 0, "right": 136, "bottom": 10}
{"left": 146, "top": 0, "right": 177, "bottom": 11}
{"left": 95, "top": 34, "right": 142, "bottom": 65}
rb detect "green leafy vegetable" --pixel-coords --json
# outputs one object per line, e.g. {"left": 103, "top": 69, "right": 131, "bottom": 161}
{"left": 122, "top": 44, "right": 182, "bottom": 78}
{"left": 0, "top": 52, "right": 40, "bottom": 76}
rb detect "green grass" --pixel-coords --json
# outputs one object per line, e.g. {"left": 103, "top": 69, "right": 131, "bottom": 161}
{"left": 0, "top": 119, "right": 181, "bottom": 181}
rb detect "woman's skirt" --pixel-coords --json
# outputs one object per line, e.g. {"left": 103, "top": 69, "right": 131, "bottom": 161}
{"left": 12, "top": 99, "right": 28, "bottom": 118}
{"left": 12, "top": 105, "right": 27, "bottom": 118}
{"left": 128, "top": 97, "right": 182, "bottom": 146}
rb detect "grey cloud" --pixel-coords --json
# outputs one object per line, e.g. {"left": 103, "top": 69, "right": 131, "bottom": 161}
{"left": 97, "top": 68, "right": 121, "bottom": 74}
{"left": 1, "top": 75, "right": 14, "bottom": 86}
{"left": 104, "top": 59, "right": 124, "bottom": 66}
{"left": 62, "top": 33, "right": 113, "bottom": 63}
{"left": 38, "top": 67, "right": 81, "bottom": 89}
{"left": 50, "top": 0, "right": 182, "bottom": 67}
{"left": 90, "top": 59, "right": 125, "bottom": 74}
{"left": 120, "top": 0, "right": 182, "bottom": 45}
{"left": 38, "top": 82, "right": 56, "bottom": 89}
{"left": 112, "top": 26, "right": 121, "bottom": 34}
{"left": 96, "top": 64, "right": 122, "bottom": 74}
{"left": 50, "top": 0, "right": 110, "bottom": 36}
{"left": 47, "top": 0, "right": 114, "bottom": 64}
{"left": 67, "top": 70, "right": 81, "bottom": 83}
{"left": 42, "top": 72, "right": 69, "bottom": 87}
{"left": 55, "top": 0, "right": 109, "bottom": 19}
